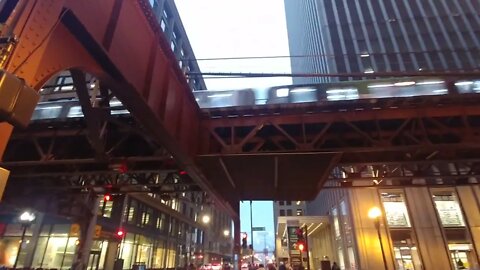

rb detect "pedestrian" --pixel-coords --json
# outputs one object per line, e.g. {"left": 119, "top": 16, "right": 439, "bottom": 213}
{"left": 278, "top": 262, "right": 286, "bottom": 270}
{"left": 258, "top": 264, "right": 266, "bottom": 270}
{"left": 331, "top": 262, "right": 340, "bottom": 270}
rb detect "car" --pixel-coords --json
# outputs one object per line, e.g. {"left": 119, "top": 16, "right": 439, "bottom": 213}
{"left": 200, "top": 264, "right": 212, "bottom": 270}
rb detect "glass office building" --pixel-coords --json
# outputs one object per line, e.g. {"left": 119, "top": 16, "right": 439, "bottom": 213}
{"left": 284, "top": 0, "right": 480, "bottom": 83}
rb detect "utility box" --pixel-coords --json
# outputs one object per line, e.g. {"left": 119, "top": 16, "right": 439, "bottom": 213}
{"left": 0, "top": 70, "right": 39, "bottom": 128}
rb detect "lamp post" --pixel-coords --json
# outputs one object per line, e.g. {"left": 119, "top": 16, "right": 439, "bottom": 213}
{"left": 368, "top": 207, "right": 388, "bottom": 270}
{"left": 14, "top": 211, "right": 36, "bottom": 269}
{"left": 202, "top": 214, "right": 211, "bottom": 224}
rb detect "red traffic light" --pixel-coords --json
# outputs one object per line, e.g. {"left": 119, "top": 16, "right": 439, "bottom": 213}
{"left": 104, "top": 194, "right": 112, "bottom": 201}
{"left": 116, "top": 229, "right": 125, "bottom": 238}
{"left": 298, "top": 242, "right": 305, "bottom": 251}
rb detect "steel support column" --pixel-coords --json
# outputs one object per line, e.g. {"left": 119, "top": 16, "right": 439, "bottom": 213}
{"left": 72, "top": 193, "right": 100, "bottom": 270}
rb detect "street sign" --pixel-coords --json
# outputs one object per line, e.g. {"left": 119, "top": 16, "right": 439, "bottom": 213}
{"left": 252, "top": 226, "right": 265, "bottom": 231}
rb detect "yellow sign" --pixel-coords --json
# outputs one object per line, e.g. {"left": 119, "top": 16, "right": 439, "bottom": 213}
{"left": 94, "top": 225, "right": 102, "bottom": 238}
{"left": 70, "top": 223, "right": 80, "bottom": 236}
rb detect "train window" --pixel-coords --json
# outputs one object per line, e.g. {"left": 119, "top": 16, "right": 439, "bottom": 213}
{"left": 455, "top": 80, "right": 478, "bottom": 93}
{"left": 67, "top": 106, "right": 83, "bottom": 118}
{"left": 110, "top": 99, "right": 122, "bottom": 107}
{"left": 206, "top": 92, "right": 234, "bottom": 108}
{"left": 31, "top": 105, "right": 62, "bottom": 120}
{"left": 290, "top": 87, "right": 317, "bottom": 103}
{"left": 326, "top": 88, "right": 359, "bottom": 101}
{"left": 276, "top": 88, "right": 289, "bottom": 97}
{"left": 474, "top": 81, "right": 480, "bottom": 93}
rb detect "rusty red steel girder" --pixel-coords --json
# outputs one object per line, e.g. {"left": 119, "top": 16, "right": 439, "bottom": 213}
{"left": 199, "top": 103, "right": 480, "bottom": 157}
{"left": 196, "top": 101, "right": 480, "bottom": 200}
{"left": 0, "top": 0, "right": 233, "bottom": 213}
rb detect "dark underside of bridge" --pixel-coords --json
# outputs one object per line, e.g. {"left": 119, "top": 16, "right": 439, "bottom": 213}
{"left": 196, "top": 153, "right": 337, "bottom": 201}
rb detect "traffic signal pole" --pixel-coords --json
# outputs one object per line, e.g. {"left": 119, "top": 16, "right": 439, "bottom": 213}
{"left": 304, "top": 225, "right": 311, "bottom": 270}
{"left": 250, "top": 201, "right": 254, "bottom": 264}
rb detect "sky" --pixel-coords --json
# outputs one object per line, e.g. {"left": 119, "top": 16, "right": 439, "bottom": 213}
{"left": 174, "top": 0, "right": 290, "bottom": 249}
{"left": 174, "top": 0, "right": 292, "bottom": 90}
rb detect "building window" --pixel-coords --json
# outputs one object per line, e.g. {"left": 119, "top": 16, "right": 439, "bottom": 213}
{"left": 97, "top": 198, "right": 113, "bottom": 218}
{"left": 127, "top": 200, "right": 137, "bottom": 224}
{"left": 432, "top": 190, "right": 478, "bottom": 268}
{"left": 286, "top": 201, "right": 292, "bottom": 206}
{"left": 432, "top": 192, "right": 465, "bottom": 227}
{"left": 286, "top": 209, "right": 292, "bottom": 216}
{"left": 279, "top": 210, "right": 285, "bottom": 216}
{"left": 381, "top": 192, "right": 411, "bottom": 227}
{"left": 279, "top": 201, "right": 285, "bottom": 206}
{"left": 296, "top": 209, "right": 303, "bottom": 216}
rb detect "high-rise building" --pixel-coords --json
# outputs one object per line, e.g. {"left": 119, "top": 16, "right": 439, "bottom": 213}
{"left": 284, "top": 0, "right": 480, "bottom": 83}
{"left": 278, "top": 2, "right": 480, "bottom": 269}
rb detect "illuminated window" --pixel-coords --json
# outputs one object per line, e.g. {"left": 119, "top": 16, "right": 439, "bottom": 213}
{"left": 432, "top": 192, "right": 465, "bottom": 227}
{"left": 381, "top": 192, "right": 411, "bottom": 227}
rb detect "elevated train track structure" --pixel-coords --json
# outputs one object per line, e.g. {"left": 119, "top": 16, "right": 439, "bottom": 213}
{"left": 0, "top": 0, "right": 479, "bottom": 218}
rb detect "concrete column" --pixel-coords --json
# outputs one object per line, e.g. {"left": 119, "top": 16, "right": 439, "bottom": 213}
{"left": 404, "top": 187, "right": 451, "bottom": 269}
{"left": 104, "top": 241, "right": 120, "bottom": 270}
{"left": 456, "top": 186, "right": 480, "bottom": 269}
{"left": 349, "top": 189, "right": 395, "bottom": 270}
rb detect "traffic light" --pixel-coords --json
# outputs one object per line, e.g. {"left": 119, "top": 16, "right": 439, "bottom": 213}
{"left": 115, "top": 228, "right": 125, "bottom": 239}
{"left": 103, "top": 194, "right": 112, "bottom": 202}
{"left": 296, "top": 228, "right": 307, "bottom": 251}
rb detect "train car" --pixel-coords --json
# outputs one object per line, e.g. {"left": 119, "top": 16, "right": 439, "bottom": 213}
{"left": 31, "top": 98, "right": 128, "bottom": 121}
{"left": 265, "top": 77, "right": 465, "bottom": 105}
{"left": 193, "top": 89, "right": 255, "bottom": 108}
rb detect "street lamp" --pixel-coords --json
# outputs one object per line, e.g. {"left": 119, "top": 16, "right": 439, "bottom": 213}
{"left": 202, "top": 214, "right": 211, "bottom": 224}
{"left": 14, "top": 211, "right": 36, "bottom": 268}
{"left": 368, "top": 207, "right": 388, "bottom": 270}
{"left": 223, "top": 229, "right": 230, "bottom": 237}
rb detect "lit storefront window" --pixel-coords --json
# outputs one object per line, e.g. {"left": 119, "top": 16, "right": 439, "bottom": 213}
{"left": 432, "top": 190, "right": 478, "bottom": 269}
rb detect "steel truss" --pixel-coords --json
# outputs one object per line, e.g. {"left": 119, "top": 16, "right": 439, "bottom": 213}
{"left": 201, "top": 104, "right": 480, "bottom": 158}
{"left": 327, "top": 158, "right": 480, "bottom": 188}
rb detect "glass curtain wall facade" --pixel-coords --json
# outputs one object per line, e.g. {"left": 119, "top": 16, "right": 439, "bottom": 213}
{"left": 284, "top": 0, "right": 480, "bottom": 82}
